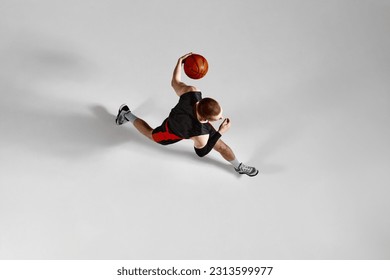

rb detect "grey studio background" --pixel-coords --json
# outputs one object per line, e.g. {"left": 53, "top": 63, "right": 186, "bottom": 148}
{"left": 1, "top": 0, "right": 389, "bottom": 259}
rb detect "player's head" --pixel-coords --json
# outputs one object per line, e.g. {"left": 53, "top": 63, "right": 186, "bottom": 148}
{"left": 197, "top": 98, "right": 223, "bottom": 122}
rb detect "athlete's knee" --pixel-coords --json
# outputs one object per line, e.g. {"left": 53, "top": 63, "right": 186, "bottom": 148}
{"left": 194, "top": 147, "right": 207, "bottom": 157}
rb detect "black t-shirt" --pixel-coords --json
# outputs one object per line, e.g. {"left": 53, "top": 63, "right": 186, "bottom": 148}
{"left": 167, "top": 91, "right": 215, "bottom": 139}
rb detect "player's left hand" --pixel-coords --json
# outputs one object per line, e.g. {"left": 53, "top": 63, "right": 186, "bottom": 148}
{"left": 218, "top": 118, "right": 231, "bottom": 134}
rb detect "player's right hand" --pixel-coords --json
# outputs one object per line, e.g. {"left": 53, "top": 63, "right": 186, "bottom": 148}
{"left": 179, "top": 52, "right": 193, "bottom": 63}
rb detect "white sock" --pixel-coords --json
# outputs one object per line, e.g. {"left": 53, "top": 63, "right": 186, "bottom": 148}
{"left": 229, "top": 158, "right": 241, "bottom": 169}
{"left": 124, "top": 111, "right": 138, "bottom": 124}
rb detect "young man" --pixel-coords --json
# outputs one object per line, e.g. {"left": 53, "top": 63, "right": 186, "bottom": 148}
{"left": 116, "top": 53, "right": 258, "bottom": 177}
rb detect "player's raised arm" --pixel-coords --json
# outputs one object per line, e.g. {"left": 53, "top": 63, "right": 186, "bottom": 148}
{"left": 171, "top": 53, "right": 198, "bottom": 96}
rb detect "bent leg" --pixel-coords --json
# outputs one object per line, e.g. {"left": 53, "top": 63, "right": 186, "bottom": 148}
{"left": 213, "top": 139, "right": 258, "bottom": 176}
{"left": 213, "top": 139, "right": 236, "bottom": 162}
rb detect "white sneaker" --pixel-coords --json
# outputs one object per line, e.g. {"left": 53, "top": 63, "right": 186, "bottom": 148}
{"left": 115, "top": 104, "right": 130, "bottom": 125}
{"left": 235, "top": 163, "right": 259, "bottom": 177}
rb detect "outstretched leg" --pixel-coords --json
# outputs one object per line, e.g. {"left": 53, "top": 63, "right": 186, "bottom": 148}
{"left": 133, "top": 118, "right": 153, "bottom": 141}
{"left": 115, "top": 104, "right": 153, "bottom": 140}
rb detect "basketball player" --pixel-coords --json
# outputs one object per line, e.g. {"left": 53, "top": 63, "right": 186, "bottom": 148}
{"left": 116, "top": 53, "right": 258, "bottom": 176}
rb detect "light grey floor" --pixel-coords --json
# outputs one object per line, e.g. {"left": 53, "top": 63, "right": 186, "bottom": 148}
{"left": 1, "top": 0, "right": 389, "bottom": 259}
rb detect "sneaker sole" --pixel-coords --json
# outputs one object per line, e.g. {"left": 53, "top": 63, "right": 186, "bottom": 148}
{"left": 237, "top": 170, "right": 259, "bottom": 177}
{"left": 248, "top": 170, "right": 259, "bottom": 177}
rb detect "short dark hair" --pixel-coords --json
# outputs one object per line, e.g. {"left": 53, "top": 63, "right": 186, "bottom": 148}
{"left": 198, "top": 98, "right": 221, "bottom": 120}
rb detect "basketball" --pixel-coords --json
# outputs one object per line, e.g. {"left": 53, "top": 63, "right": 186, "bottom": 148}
{"left": 183, "top": 54, "right": 209, "bottom": 79}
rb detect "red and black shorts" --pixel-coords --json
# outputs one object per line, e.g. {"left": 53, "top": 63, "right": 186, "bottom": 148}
{"left": 152, "top": 119, "right": 183, "bottom": 145}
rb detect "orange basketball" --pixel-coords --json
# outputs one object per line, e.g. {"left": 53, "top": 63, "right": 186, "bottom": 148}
{"left": 183, "top": 54, "right": 209, "bottom": 79}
